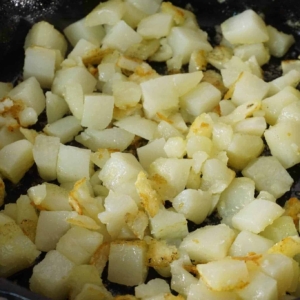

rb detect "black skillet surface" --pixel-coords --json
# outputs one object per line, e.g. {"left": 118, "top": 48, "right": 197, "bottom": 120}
{"left": 1, "top": 0, "right": 300, "bottom": 299}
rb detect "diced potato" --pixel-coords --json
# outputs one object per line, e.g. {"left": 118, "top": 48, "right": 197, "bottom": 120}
{"left": 135, "top": 278, "right": 170, "bottom": 298}
{"left": 260, "top": 216, "right": 298, "bottom": 243}
{"left": 197, "top": 257, "right": 249, "bottom": 291}
{"left": 180, "top": 224, "right": 235, "bottom": 263}
{"left": 123, "top": 1, "right": 148, "bottom": 28}
{"left": 8, "top": 76, "right": 45, "bottom": 115}
{"left": 30, "top": 250, "right": 75, "bottom": 300}
{"left": 233, "top": 116, "right": 266, "bottom": 136}
{"left": 2, "top": 203, "right": 16, "bottom": 220}
{"left": 217, "top": 177, "right": 255, "bottom": 227}
{"left": 0, "top": 82, "right": 13, "bottom": 98}
{"left": 264, "top": 121, "right": 300, "bottom": 169}
{"left": 24, "top": 21, "right": 67, "bottom": 56}
{"left": 164, "top": 136, "right": 186, "bottom": 158}
{"left": 234, "top": 43, "right": 270, "bottom": 66}
{"left": 155, "top": 120, "right": 184, "bottom": 139}
{"left": 35, "top": 211, "right": 71, "bottom": 252}
{"left": 242, "top": 156, "right": 294, "bottom": 198}
{"left": 74, "top": 283, "right": 113, "bottom": 300}
{"left": 56, "top": 144, "right": 92, "bottom": 183}
{"left": 172, "top": 189, "right": 212, "bottom": 224}
{"left": 266, "top": 25, "right": 295, "bottom": 58}
{"left": 114, "top": 115, "right": 158, "bottom": 140}
{"left": 18, "top": 107, "right": 38, "bottom": 127}
{"left": 231, "top": 199, "right": 284, "bottom": 234}
{"left": 127, "top": 0, "right": 162, "bottom": 15}
{"left": 282, "top": 59, "right": 300, "bottom": 75}
{"left": 64, "top": 18, "right": 105, "bottom": 47}
{"left": 150, "top": 209, "right": 188, "bottom": 240}
{"left": 206, "top": 45, "right": 233, "bottom": 70}
{"left": 45, "top": 91, "right": 69, "bottom": 124}
{"left": 33, "top": 134, "right": 60, "bottom": 181}
{"left": 63, "top": 82, "right": 84, "bottom": 120}
{"left": 108, "top": 240, "right": 148, "bottom": 286}
{"left": 81, "top": 94, "right": 114, "bottom": 130}
{"left": 68, "top": 39, "right": 99, "bottom": 60}
{"left": 56, "top": 226, "right": 103, "bottom": 265}
{"left": 221, "top": 9, "right": 269, "bottom": 44}
{"left": 0, "top": 213, "right": 41, "bottom": 277}
{"left": 85, "top": 0, "right": 125, "bottom": 26}
{"left": 0, "top": 126, "right": 24, "bottom": 150}
{"left": 229, "top": 231, "right": 274, "bottom": 256}
{"left": 277, "top": 100, "right": 300, "bottom": 123}
{"left": 212, "top": 122, "right": 233, "bottom": 151}
{"left": 0, "top": 139, "right": 34, "bottom": 184}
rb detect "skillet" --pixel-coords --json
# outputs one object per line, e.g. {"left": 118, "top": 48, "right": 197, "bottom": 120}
{"left": 1, "top": 0, "right": 300, "bottom": 299}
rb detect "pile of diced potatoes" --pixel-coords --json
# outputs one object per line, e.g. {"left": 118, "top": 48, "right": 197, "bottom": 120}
{"left": 1, "top": 0, "right": 300, "bottom": 299}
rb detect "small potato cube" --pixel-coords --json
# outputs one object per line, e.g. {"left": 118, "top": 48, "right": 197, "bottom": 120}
{"left": 180, "top": 224, "right": 235, "bottom": 263}
{"left": 56, "top": 144, "right": 92, "bottom": 183}
{"left": 137, "top": 13, "right": 173, "bottom": 39}
{"left": 172, "top": 189, "right": 212, "bottom": 224}
{"left": 229, "top": 230, "right": 274, "bottom": 257}
{"left": 18, "top": 107, "right": 38, "bottom": 127}
{"left": 242, "top": 156, "right": 294, "bottom": 198}
{"left": 8, "top": 76, "right": 45, "bottom": 115}
{"left": 197, "top": 257, "right": 249, "bottom": 291}
{"left": 164, "top": 137, "right": 186, "bottom": 158}
{"left": 266, "top": 25, "right": 295, "bottom": 58}
{"left": 231, "top": 199, "right": 284, "bottom": 234}
{"left": 0, "top": 126, "right": 24, "bottom": 150}
{"left": 0, "top": 82, "right": 12, "bottom": 98}
{"left": 46, "top": 91, "right": 69, "bottom": 124}
{"left": 135, "top": 278, "right": 170, "bottom": 298}
{"left": 221, "top": 9, "right": 269, "bottom": 44}
{"left": 23, "top": 46, "right": 57, "bottom": 89}
{"left": 108, "top": 240, "right": 148, "bottom": 286}
{"left": 278, "top": 100, "right": 300, "bottom": 123}
{"left": 30, "top": 250, "right": 75, "bottom": 300}
{"left": 234, "top": 43, "right": 270, "bottom": 66}
{"left": 56, "top": 226, "right": 103, "bottom": 265}
{"left": 35, "top": 211, "right": 71, "bottom": 252}
{"left": 150, "top": 209, "right": 188, "bottom": 240}
{"left": 212, "top": 122, "right": 234, "bottom": 151}
{"left": 75, "top": 283, "right": 113, "bottom": 300}
{"left": 33, "top": 134, "right": 60, "bottom": 181}
{"left": 113, "top": 81, "right": 141, "bottom": 109}
{"left": 233, "top": 116, "right": 266, "bottom": 136}
{"left": 63, "top": 82, "right": 84, "bottom": 120}
{"left": 68, "top": 39, "right": 98, "bottom": 59}
{"left": 81, "top": 94, "right": 114, "bottom": 130}
{"left": 102, "top": 20, "right": 142, "bottom": 52}
{"left": 0, "top": 139, "right": 34, "bottom": 184}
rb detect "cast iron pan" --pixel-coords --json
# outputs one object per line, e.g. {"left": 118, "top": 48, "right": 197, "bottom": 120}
{"left": 1, "top": 0, "right": 300, "bottom": 299}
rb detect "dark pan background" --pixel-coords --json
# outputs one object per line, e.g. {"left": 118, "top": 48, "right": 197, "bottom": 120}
{"left": 1, "top": 0, "right": 300, "bottom": 299}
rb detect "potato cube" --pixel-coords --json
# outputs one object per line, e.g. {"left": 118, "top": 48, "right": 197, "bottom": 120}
{"left": 197, "top": 257, "right": 249, "bottom": 291}
{"left": 46, "top": 91, "right": 69, "bottom": 124}
{"left": 164, "top": 137, "right": 186, "bottom": 158}
{"left": 56, "top": 144, "right": 92, "bottom": 183}
{"left": 108, "top": 240, "right": 148, "bottom": 286}
{"left": 233, "top": 116, "right": 266, "bottom": 136}
{"left": 56, "top": 226, "right": 103, "bottom": 265}
{"left": 75, "top": 283, "right": 113, "bottom": 300}
{"left": 135, "top": 278, "right": 170, "bottom": 298}
{"left": 234, "top": 43, "right": 270, "bottom": 66}
{"left": 0, "top": 82, "right": 12, "bottom": 98}
{"left": 0, "top": 139, "right": 34, "bottom": 184}
{"left": 232, "top": 199, "right": 284, "bottom": 234}
{"left": 277, "top": 100, "right": 300, "bottom": 123}
{"left": 63, "top": 82, "right": 84, "bottom": 120}
{"left": 30, "top": 250, "right": 75, "bottom": 300}
{"left": 127, "top": 0, "right": 161, "bottom": 15}
{"left": 180, "top": 224, "right": 235, "bottom": 263}
{"left": 242, "top": 156, "right": 293, "bottom": 198}
{"left": 221, "top": 9, "right": 269, "bottom": 44}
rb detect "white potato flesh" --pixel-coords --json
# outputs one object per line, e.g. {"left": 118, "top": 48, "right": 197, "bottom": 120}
{"left": 68, "top": 39, "right": 98, "bottom": 60}
{"left": 33, "top": 134, "right": 60, "bottom": 181}
{"left": 137, "top": 13, "right": 173, "bottom": 39}
{"left": 229, "top": 230, "right": 274, "bottom": 257}
{"left": 30, "top": 250, "right": 75, "bottom": 300}
{"left": 264, "top": 121, "right": 300, "bottom": 169}
{"left": 43, "top": 115, "right": 83, "bottom": 144}
{"left": 85, "top": 0, "right": 125, "bottom": 26}
{"left": 64, "top": 18, "right": 105, "bottom": 47}
{"left": 212, "top": 122, "right": 233, "bottom": 151}
{"left": 266, "top": 25, "right": 295, "bottom": 58}
{"left": 108, "top": 240, "right": 148, "bottom": 286}
{"left": 52, "top": 66, "right": 97, "bottom": 97}
{"left": 0, "top": 82, "right": 12, "bottom": 98}
{"left": 232, "top": 199, "right": 284, "bottom": 234}
{"left": 155, "top": 120, "right": 184, "bottom": 140}
{"left": 76, "top": 127, "right": 134, "bottom": 152}
{"left": 164, "top": 136, "right": 186, "bottom": 158}
{"left": 231, "top": 72, "right": 269, "bottom": 106}
{"left": 0, "top": 139, "right": 34, "bottom": 184}
{"left": 242, "top": 156, "right": 294, "bottom": 198}
{"left": 137, "top": 138, "right": 167, "bottom": 170}
{"left": 8, "top": 76, "right": 45, "bottom": 115}
{"left": 233, "top": 116, "right": 266, "bottom": 136}
{"left": 81, "top": 94, "right": 114, "bottom": 130}
{"left": 234, "top": 43, "right": 270, "bottom": 66}
{"left": 277, "top": 100, "right": 300, "bottom": 123}
{"left": 56, "top": 144, "right": 92, "bottom": 183}
{"left": 150, "top": 209, "right": 188, "bottom": 240}
{"left": 23, "top": 46, "right": 57, "bottom": 89}
{"left": 180, "top": 82, "right": 221, "bottom": 117}
{"left": 180, "top": 224, "right": 235, "bottom": 263}
{"left": 221, "top": 9, "right": 269, "bottom": 44}
{"left": 200, "top": 158, "right": 235, "bottom": 194}
{"left": 56, "top": 226, "right": 103, "bottom": 265}
{"left": 35, "top": 211, "right": 71, "bottom": 252}
{"left": 24, "top": 21, "right": 67, "bottom": 56}
{"left": 167, "top": 27, "right": 212, "bottom": 65}
{"left": 0, "top": 126, "right": 23, "bottom": 150}
{"left": 18, "top": 107, "right": 38, "bottom": 127}
{"left": 282, "top": 59, "right": 300, "bottom": 75}
{"left": 236, "top": 270, "right": 278, "bottom": 300}
{"left": 217, "top": 177, "right": 255, "bottom": 227}
{"left": 45, "top": 91, "right": 69, "bottom": 124}
{"left": 114, "top": 115, "right": 157, "bottom": 140}
{"left": 148, "top": 158, "right": 192, "bottom": 200}
{"left": 197, "top": 257, "right": 249, "bottom": 292}
{"left": 74, "top": 284, "right": 113, "bottom": 300}
{"left": 135, "top": 278, "right": 170, "bottom": 298}
{"left": 102, "top": 20, "right": 142, "bottom": 52}
{"left": 64, "top": 83, "right": 84, "bottom": 120}
{"left": 127, "top": 0, "right": 162, "bottom": 15}
{"left": 172, "top": 189, "right": 212, "bottom": 224}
